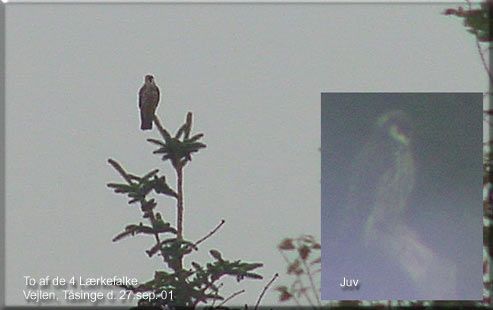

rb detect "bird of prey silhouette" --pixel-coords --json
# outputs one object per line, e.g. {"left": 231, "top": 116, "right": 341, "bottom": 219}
{"left": 138, "top": 75, "right": 160, "bottom": 130}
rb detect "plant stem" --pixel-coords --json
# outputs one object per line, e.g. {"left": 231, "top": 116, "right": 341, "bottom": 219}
{"left": 299, "top": 251, "right": 321, "bottom": 306}
{"left": 254, "top": 273, "right": 278, "bottom": 310}
{"left": 174, "top": 162, "right": 184, "bottom": 272}
{"left": 218, "top": 289, "right": 245, "bottom": 307}
{"left": 279, "top": 250, "right": 314, "bottom": 307}
{"left": 176, "top": 163, "right": 184, "bottom": 240}
{"left": 194, "top": 219, "right": 225, "bottom": 247}
{"left": 464, "top": 0, "right": 492, "bottom": 85}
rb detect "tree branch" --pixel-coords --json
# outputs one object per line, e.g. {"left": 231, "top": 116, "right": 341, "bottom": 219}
{"left": 153, "top": 114, "right": 172, "bottom": 140}
{"left": 176, "top": 163, "right": 184, "bottom": 240}
{"left": 254, "top": 273, "right": 278, "bottom": 310}
{"left": 108, "top": 158, "right": 133, "bottom": 184}
{"left": 465, "top": 0, "right": 492, "bottom": 85}
{"left": 194, "top": 219, "right": 226, "bottom": 247}
{"left": 217, "top": 289, "right": 245, "bottom": 307}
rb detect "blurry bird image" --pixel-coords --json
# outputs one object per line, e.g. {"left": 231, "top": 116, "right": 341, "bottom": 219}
{"left": 346, "top": 110, "right": 414, "bottom": 236}
{"left": 138, "top": 75, "right": 160, "bottom": 130}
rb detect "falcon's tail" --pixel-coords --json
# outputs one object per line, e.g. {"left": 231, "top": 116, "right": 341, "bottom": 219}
{"left": 140, "top": 110, "right": 153, "bottom": 130}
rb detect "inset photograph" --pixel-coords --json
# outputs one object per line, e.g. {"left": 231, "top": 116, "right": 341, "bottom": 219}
{"left": 321, "top": 93, "right": 483, "bottom": 300}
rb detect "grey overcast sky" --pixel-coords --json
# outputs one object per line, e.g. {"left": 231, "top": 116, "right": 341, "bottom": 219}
{"left": 5, "top": 3, "right": 488, "bottom": 307}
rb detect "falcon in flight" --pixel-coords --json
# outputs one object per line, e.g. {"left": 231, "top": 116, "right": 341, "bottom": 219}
{"left": 138, "top": 75, "right": 160, "bottom": 130}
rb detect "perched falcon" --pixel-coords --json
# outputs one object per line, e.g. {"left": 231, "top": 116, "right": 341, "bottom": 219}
{"left": 138, "top": 75, "right": 160, "bottom": 130}
{"left": 346, "top": 110, "right": 414, "bottom": 238}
